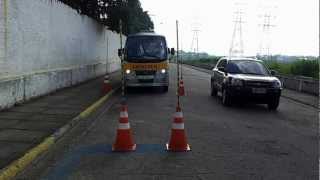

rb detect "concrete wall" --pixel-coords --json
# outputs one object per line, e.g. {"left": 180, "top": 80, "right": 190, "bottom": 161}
{"left": 278, "top": 75, "right": 319, "bottom": 95}
{"left": 0, "top": 0, "right": 124, "bottom": 110}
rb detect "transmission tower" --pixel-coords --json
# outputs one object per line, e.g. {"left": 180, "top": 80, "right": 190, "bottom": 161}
{"left": 229, "top": 3, "right": 246, "bottom": 58}
{"left": 257, "top": 7, "right": 276, "bottom": 60}
{"left": 190, "top": 27, "right": 200, "bottom": 58}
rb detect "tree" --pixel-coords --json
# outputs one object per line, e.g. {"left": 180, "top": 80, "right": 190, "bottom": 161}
{"left": 58, "top": 0, "right": 153, "bottom": 35}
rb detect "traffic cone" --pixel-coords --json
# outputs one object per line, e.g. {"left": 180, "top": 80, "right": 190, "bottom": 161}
{"left": 112, "top": 104, "right": 136, "bottom": 151}
{"left": 102, "top": 74, "right": 112, "bottom": 94}
{"left": 166, "top": 105, "right": 190, "bottom": 151}
{"left": 178, "top": 79, "right": 185, "bottom": 96}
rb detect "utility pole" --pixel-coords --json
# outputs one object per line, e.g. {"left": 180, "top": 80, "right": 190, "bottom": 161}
{"left": 119, "top": 19, "right": 126, "bottom": 103}
{"left": 176, "top": 20, "right": 180, "bottom": 107}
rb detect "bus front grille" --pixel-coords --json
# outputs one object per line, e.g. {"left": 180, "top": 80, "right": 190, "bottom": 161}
{"left": 135, "top": 70, "right": 156, "bottom": 75}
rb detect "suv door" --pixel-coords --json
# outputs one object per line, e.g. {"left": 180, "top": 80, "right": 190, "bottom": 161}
{"left": 214, "top": 59, "right": 227, "bottom": 91}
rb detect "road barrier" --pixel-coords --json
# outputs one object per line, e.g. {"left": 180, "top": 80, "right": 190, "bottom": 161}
{"left": 178, "top": 79, "right": 185, "bottom": 96}
{"left": 112, "top": 103, "right": 136, "bottom": 152}
{"left": 277, "top": 75, "right": 319, "bottom": 96}
{"left": 102, "top": 74, "right": 112, "bottom": 94}
{"left": 166, "top": 105, "right": 191, "bottom": 152}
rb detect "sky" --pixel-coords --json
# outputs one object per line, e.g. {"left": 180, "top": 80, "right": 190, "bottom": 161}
{"left": 140, "top": 0, "right": 319, "bottom": 56}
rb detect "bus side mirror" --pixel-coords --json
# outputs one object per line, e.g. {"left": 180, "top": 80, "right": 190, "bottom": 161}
{"left": 270, "top": 70, "right": 277, "bottom": 76}
{"left": 118, "top": 48, "right": 123, "bottom": 57}
{"left": 170, "top": 48, "right": 175, "bottom": 55}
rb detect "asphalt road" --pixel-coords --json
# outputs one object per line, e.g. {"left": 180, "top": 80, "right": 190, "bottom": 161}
{"left": 17, "top": 64, "right": 318, "bottom": 180}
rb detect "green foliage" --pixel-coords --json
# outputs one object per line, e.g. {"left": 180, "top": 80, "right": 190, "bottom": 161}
{"left": 182, "top": 56, "right": 222, "bottom": 70}
{"left": 290, "top": 59, "right": 319, "bottom": 78}
{"left": 58, "top": 0, "right": 154, "bottom": 35}
{"left": 263, "top": 59, "right": 319, "bottom": 79}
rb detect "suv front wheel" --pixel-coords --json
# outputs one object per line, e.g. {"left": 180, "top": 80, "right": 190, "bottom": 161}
{"left": 268, "top": 97, "right": 280, "bottom": 110}
{"left": 211, "top": 81, "right": 217, "bottom": 96}
{"left": 222, "top": 89, "right": 232, "bottom": 106}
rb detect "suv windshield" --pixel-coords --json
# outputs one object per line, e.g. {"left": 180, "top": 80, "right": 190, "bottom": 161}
{"left": 125, "top": 36, "right": 168, "bottom": 62}
{"left": 226, "top": 60, "right": 270, "bottom": 76}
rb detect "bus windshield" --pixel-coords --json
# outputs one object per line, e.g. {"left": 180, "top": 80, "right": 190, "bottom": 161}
{"left": 125, "top": 36, "right": 168, "bottom": 62}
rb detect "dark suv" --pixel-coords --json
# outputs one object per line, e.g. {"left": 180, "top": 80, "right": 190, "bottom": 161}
{"left": 211, "top": 57, "right": 282, "bottom": 110}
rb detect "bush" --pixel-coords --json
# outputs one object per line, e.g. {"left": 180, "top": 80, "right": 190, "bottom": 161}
{"left": 264, "top": 58, "right": 319, "bottom": 79}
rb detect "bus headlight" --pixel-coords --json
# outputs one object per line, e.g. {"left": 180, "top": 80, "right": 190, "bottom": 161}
{"left": 161, "top": 69, "right": 166, "bottom": 74}
{"left": 125, "top": 69, "right": 131, "bottom": 74}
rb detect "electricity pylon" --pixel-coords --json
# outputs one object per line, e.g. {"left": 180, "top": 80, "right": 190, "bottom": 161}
{"left": 190, "top": 27, "right": 200, "bottom": 59}
{"left": 257, "top": 7, "right": 277, "bottom": 60}
{"left": 229, "top": 3, "right": 246, "bottom": 58}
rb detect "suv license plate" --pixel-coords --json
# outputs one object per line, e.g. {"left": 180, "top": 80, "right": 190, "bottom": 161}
{"left": 252, "top": 88, "right": 267, "bottom": 94}
{"left": 136, "top": 75, "right": 154, "bottom": 80}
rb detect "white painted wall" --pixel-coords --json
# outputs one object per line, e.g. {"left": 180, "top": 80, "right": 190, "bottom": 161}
{"left": 0, "top": 0, "right": 124, "bottom": 109}
{"left": 0, "top": 0, "right": 6, "bottom": 75}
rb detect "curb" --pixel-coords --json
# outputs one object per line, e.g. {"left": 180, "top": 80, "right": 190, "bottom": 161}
{"left": 281, "top": 94, "right": 318, "bottom": 109}
{"left": 0, "top": 87, "right": 119, "bottom": 180}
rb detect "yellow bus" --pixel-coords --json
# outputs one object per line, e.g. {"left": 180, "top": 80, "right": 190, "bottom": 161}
{"left": 119, "top": 32, "right": 174, "bottom": 92}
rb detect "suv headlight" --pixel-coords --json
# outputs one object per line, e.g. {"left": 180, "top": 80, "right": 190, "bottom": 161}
{"left": 272, "top": 80, "right": 282, "bottom": 89}
{"left": 231, "top": 78, "right": 243, "bottom": 86}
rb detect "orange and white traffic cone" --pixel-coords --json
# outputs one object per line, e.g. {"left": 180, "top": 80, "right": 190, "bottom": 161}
{"left": 102, "top": 74, "right": 112, "bottom": 94}
{"left": 178, "top": 79, "right": 185, "bottom": 96}
{"left": 166, "top": 105, "right": 190, "bottom": 151}
{"left": 112, "top": 104, "right": 136, "bottom": 151}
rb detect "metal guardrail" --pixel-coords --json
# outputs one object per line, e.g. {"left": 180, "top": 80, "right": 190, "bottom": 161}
{"left": 183, "top": 62, "right": 319, "bottom": 96}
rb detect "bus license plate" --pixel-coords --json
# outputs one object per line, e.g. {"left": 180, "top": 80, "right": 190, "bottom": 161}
{"left": 136, "top": 75, "right": 154, "bottom": 80}
{"left": 252, "top": 88, "right": 266, "bottom": 94}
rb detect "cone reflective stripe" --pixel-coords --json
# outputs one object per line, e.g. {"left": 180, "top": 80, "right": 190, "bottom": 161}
{"left": 102, "top": 74, "right": 112, "bottom": 94}
{"left": 112, "top": 104, "right": 136, "bottom": 151}
{"left": 166, "top": 106, "right": 190, "bottom": 151}
{"left": 104, "top": 75, "right": 110, "bottom": 83}
{"left": 118, "top": 122, "right": 130, "bottom": 129}
{"left": 178, "top": 80, "right": 185, "bottom": 96}
{"left": 120, "top": 111, "right": 128, "bottom": 119}
{"left": 172, "top": 123, "right": 184, "bottom": 129}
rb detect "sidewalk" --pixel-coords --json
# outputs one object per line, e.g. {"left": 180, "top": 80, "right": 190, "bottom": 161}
{"left": 0, "top": 72, "right": 121, "bottom": 169}
{"left": 281, "top": 89, "right": 318, "bottom": 108}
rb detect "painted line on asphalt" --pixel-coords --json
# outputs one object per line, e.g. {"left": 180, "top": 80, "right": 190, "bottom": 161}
{"left": 0, "top": 137, "right": 54, "bottom": 180}
{"left": 45, "top": 144, "right": 168, "bottom": 180}
{"left": 0, "top": 87, "right": 120, "bottom": 180}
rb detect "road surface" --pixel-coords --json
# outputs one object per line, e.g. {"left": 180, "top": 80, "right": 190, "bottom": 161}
{"left": 17, "top": 64, "right": 318, "bottom": 180}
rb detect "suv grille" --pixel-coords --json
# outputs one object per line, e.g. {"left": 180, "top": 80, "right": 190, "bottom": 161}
{"left": 245, "top": 81, "right": 272, "bottom": 88}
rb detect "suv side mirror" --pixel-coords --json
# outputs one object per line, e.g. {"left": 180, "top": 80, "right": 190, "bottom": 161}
{"left": 170, "top": 48, "right": 175, "bottom": 55}
{"left": 218, "top": 67, "right": 225, "bottom": 72}
{"left": 118, "top": 48, "right": 123, "bottom": 57}
{"left": 270, "top": 70, "right": 277, "bottom": 76}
